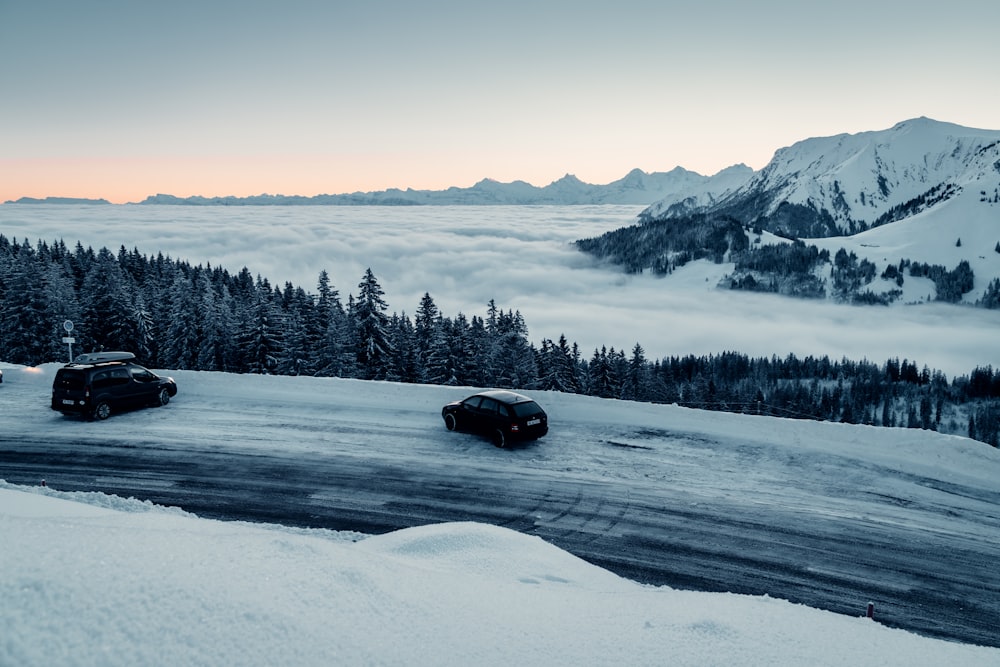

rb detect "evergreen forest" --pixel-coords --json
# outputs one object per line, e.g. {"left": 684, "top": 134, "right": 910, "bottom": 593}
{"left": 1, "top": 235, "right": 999, "bottom": 448}
{"left": 576, "top": 214, "right": 1000, "bottom": 308}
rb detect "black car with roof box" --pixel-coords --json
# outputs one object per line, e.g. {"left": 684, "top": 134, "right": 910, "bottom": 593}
{"left": 51, "top": 351, "right": 177, "bottom": 420}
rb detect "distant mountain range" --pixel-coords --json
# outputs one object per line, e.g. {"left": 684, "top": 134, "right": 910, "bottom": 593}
{"left": 5, "top": 196, "right": 112, "bottom": 205}
{"left": 132, "top": 166, "right": 756, "bottom": 206}
{"left": 3, "top": 168, "right": 753, "bottom": 207}
{"left": 8, "top": 118, "right": 998, "bottom": 217}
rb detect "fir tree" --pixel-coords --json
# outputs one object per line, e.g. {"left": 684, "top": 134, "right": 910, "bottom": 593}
{"left": 78, "top": 247, "right": 140, "bottom": 354}
{"left": 353, "top": 268, "right": 392, "bottom": 380}
{"left": 241, "top": 280, "right": 284, "bottom": 374}
{"left": 623, "top": 343, "right": 650, "bottom": 401}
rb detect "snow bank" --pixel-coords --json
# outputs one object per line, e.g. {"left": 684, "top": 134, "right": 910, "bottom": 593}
{"left": 2, "top": 484, "right": 997, "bottom": 667}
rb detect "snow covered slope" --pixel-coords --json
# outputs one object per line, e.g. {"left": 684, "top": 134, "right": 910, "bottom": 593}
{"left": 2, "top": 361, "right": 1000, "bottom": 664}
{"left": 643, "top": 117, "right": 1000, "bottom": 238}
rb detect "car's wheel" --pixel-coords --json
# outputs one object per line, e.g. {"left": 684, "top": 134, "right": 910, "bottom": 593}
{"left": 157, "top": 388, "right": 171, "bottom": 406}
{"left": 492, "top": 429, "right": 506, "bottom": 448}
{"left": 93, "top": 401, "right": 112, "bottom": 421}
{"left": 444, "top": 413, "right": 458, "bottom": 431}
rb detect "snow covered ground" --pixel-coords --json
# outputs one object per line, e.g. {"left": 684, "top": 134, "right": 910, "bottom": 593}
{"left": 3, "top": 484, "right": 997, "bottom": 667}
{"left": 2, "top": 361, "right": 1000, "bottom": 665}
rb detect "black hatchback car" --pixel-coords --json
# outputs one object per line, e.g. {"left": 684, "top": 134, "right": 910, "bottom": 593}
{"left": 442, "top": 390, "right": 548, "bottom": 447}
{"left": 51, "top": 351, "right": 177, "bottom": 420}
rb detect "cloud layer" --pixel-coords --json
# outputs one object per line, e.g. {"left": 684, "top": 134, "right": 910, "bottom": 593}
{"left": 3, "top": 204, "right": 997, "bottom": 377}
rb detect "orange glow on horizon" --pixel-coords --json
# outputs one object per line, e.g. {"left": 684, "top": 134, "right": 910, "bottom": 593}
{"left": 1, "top": 148, "right": 760, "bottom": 205}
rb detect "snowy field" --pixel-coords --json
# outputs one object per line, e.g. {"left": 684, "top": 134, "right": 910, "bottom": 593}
{"left": 3, "top": 485, "right": 998, "bottom": 667}
{"left": 1, "top": 204, "right": 998, "bottom": 377}
{"left": 2, "top": 361, "right": 1000, "bottom": 665}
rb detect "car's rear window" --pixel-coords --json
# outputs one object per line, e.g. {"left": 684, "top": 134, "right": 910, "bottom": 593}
{"left": 54, "top": 369, "right": 86, "bottom": 390}
{"left": 511, "top": 401, "right": 543, "bottom": 418}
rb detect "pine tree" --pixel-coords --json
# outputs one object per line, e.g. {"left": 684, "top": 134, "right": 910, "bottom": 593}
{"left": 42, "top": 255, "right": 82, "bottom": 363}
{"left": 445, "top": 313, "right": 479, "bottom": 386}
{"left": 312, "top": 271, "right": 350, "bottom": 377}
{"left": 488, "top": 309, "right": 536, "bottom": 389}
{"left": 78, "top": 247, "right": 139, "bottom": 354}
{"left": 554, "top": 335, "right": 580, "bottom": 393}
{"left": 423, "top": 317, "right": 454, "bottom": 384}
{"left": 624, "top": 343, "right": 650, "bottom": 401}
{"left": 353, "top": 268, "right": 392, "bottom": 380}
{"left": 0, "top": 242, "right": 51, "bottom": 364}
{"left": 277, "top": 286, "right": 314, "bottom": 376}
{"left": 414, "top": 292, "right": 441, "bottom": 381}
{"left": 384, "top": 313, "right": 418, "bottom": 382}
{"left": 588, "top": 346, "right": 618, "bottom": 398}
{"left": 162, "top": 272, "right": 201, "bottom": 369}
{"left": 195, "top": 273, "right": 232, "bottom": 371}
{"left": 241, "top": 279, "right": 284, "bottom": 374}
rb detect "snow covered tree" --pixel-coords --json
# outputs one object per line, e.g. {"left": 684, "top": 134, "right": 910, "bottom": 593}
{"left": 78, "top": 247, "right": 140, "bottom": 354}
{"left": 587, "top": 346, "right": 621, "bottom": 399}
{"left": 623, "top": 343, "right": 651, "bottom": 401}
{"left": 543, "top": 334, "right": 580, "bottom": 393}
{"left": 385, "top": 313, "right": 418, "bottom": 383}
{"left": 240, "top": 278, "right": 284, "bottom": 374}
{"left": 353, "top": 268, "right": 392, "bottom": 380}
{"left": 277, "top": 284, "right": 315, "bottom": 376}
{"left": 161, "top": 271, "right": 201, "bottom": 369}
{"left": 0, "top": 241, "right": 52, "bottom": 364}
{"left": 488, "top": 308, "right": 537, "bottom": 389}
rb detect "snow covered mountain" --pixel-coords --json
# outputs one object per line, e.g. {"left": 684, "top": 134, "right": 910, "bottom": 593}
{"left": 581, "top": 118, "right": 1000, "bottom": 306}
{"left": 133, "top": 167, "right": 752, "bottom": 206}
{"left": 642, "top": 117, "right": 1000, "bottom": 238}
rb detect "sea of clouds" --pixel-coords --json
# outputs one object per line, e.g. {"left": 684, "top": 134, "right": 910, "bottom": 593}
{"left": 2, "top": 204, "right": 998, "bottom": 377}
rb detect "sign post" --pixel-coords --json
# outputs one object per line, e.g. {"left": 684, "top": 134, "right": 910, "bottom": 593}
{"left": 62, "top": 320, "right": 75, "bottom": 363}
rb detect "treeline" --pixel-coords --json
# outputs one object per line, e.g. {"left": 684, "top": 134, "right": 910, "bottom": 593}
{"left": 1, "top": 235, "right": 998, "bottom": 447}
{"left": 870, "top": 183, "right": 960, "bottom": 229}
{"left": 575, "top": 214, "right": 748, "bottom": 276}
{"left": 576, "top": 211, "right": 1000, "bottom": 307}
{"left": 728, "top": 245, "right": 983, "bottom": 306}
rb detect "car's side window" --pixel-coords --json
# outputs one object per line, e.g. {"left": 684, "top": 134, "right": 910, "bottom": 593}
{"left": 110, "top": 368, "right": 130, "bottom": 386}
{"left": 129, "top": 366, "right": 155, "bottom": 382}
{"left": 463, "top": 396, "right": 482, "bottom": 410}
{"left": 92, "top": 371, "right": 111, "bottom": 389}
{"left": 479, "top": 398, "right": 498, "bottom": 415}
{"left": 497, "top": 404, "right": 510, "bottom": 418}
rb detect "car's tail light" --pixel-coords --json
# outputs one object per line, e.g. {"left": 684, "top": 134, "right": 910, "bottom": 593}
{"left": 510, "top": 424, "right": 520, "bottom": 432}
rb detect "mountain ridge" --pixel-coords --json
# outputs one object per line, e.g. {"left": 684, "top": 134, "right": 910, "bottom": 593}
{"left": 125, "top": 166, "right": 753, "bottom": 207}
{"left": 578, "top": 117, "right": 1000, "bottom": 308}
{"left": 2, "top": 167, "right": 755, "bottom": 207}
{"left": 641, "top": 117, "right": 1000, "bottom": 236}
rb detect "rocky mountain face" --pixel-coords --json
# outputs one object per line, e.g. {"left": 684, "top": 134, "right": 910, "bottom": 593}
{"left": 581, "top": 118, "right": 1000, "bottom": 307}
{"left": 641, "top": 117, "right": 1000, "bottom": 239}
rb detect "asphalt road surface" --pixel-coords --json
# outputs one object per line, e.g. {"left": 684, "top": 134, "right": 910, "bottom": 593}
{"left": 3, "top": 426, "right": 998, "bottom": 649}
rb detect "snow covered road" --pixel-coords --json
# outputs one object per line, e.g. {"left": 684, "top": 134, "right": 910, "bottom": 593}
{"left": 2, "top": 363, "right": 999, "bottom": 647}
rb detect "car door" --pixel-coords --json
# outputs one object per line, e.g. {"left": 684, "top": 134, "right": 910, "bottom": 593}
{"left": 89, "top": 370, "right": 117, "bottom": 406}
{"left": 105, "top": 367, "right": 134, "bottom": 407}
{"left": 476, "top": 397, "right": 501, "bottom": 433}
{"left": 126, "top": 365, "right": 160, "bottom": 405}
{"left": 457, "top": 395, "right": 483, "bottom": 431}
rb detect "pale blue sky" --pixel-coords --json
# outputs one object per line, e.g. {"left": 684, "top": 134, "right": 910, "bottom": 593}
{"left": 2, "top": 0, "right": 998, "bottom": 202}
